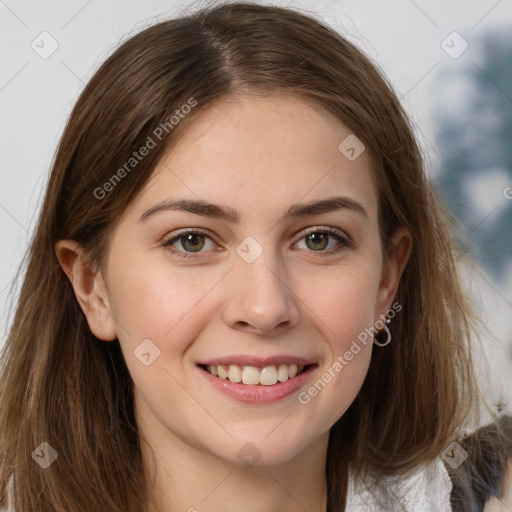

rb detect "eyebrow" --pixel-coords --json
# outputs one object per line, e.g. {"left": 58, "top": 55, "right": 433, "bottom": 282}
{"left": 138, "top": 196, "right": 368, "bottom": 223}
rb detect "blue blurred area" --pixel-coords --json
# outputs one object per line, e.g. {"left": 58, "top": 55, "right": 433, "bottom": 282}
{"left": 434, "top": 28, "right": 512, "bottom": 282}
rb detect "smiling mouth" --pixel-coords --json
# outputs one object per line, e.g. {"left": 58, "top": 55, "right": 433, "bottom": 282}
{"left": 198, "top": 363, "right": 313, "bottom": 386}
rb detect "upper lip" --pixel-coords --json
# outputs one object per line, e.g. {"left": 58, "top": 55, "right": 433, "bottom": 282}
{"left": 197, "top": 355, "right": 316, "bottom": 367}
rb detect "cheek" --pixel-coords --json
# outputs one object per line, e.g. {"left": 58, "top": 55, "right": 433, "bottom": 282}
{"left": 301, "top": 263, "right": 381, "bottom": 348}
{"left": 107, "top": 253, "right": 225, "bottom": 357}
{"left": 107, "top": 265, "right": 225, "bottom": 410}
{"left": 293, "top": 263, "right": 378, "bottom": 422}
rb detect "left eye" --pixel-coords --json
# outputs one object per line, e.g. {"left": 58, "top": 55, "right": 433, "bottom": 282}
{"left": 295, "top": 229, "right": 348, "bottom": 252}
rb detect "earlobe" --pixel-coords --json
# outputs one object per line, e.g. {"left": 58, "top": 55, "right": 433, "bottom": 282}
{"left": 54, "top": 240, "right": 117, "bottom": 341}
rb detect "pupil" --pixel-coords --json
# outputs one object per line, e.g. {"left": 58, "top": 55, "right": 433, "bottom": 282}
{"left": 182, "top": 234, "right": 204, "bottom": 252}
{"left": 307, "top": 233, "right": 328, "bottom": 251}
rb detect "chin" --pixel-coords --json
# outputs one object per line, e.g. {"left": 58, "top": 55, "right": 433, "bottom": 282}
{"left": 219, "top": 430, "right": 317, "bottom": 468}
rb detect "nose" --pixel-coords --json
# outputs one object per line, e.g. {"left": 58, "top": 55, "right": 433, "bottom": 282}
{"left": 220, "top": 248, "right": 301, "bottom": 336}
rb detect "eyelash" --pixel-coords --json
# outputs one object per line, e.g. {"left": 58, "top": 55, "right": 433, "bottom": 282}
{"left": 162, "top": 227, "right": 352, "bottom": 259}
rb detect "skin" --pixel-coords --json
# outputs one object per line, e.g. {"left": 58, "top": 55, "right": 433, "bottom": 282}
{"left": 56, "top": 94, "right": 412, "bottom": 511}
{"left": 485, "top": 461, "right": 512, "bottom": 511}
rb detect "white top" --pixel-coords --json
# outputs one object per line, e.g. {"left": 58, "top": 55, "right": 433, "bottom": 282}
{"left": 2, "top": 458, "right": 452, "bottom": 511}
{"left": 345, "top": 457, "right": 453, "bottom": 511}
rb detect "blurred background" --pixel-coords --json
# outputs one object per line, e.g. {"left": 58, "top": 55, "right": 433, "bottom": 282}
{"left": 1, "top": 0, "right": 511, "bottom": 423}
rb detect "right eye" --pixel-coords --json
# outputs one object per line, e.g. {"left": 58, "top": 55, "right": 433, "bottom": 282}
{"left": 162, "top": 229, "right": 220, "bottom": 258}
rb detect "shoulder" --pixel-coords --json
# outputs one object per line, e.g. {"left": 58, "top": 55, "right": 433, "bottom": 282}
{"left": 346, "top": 457, "right": 453, "bottom": 511}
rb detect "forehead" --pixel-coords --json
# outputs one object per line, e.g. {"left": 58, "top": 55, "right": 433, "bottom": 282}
{"left": 125, "top": 94, "right": 379, "bottom": 225}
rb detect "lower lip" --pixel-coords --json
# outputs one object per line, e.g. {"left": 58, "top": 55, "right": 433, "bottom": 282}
{"left": 197, "top": 365, "right": 317, "bottom": 404}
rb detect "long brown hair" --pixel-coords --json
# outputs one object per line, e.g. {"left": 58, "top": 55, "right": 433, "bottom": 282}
{"left": 0, "top": 2, "right": 494, "bottom": 510}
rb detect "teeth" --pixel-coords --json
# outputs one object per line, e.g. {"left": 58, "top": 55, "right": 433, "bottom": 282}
{"left": 277, "top": 363, "right": 289, "bottom": 382}
{"left": 218, "top": 365, "right": 228, "bottom": 379}
{"left": 227, "top": 364, "right": 242, "bottom": 383}
{"left": 205, "top": 363, "right": 306, "bottom": 385}
{"left": 242, "top": 366, "right": 260, "bottom": 385}
{"left": 260, "top": 365, "right": 278, "bottom": 385}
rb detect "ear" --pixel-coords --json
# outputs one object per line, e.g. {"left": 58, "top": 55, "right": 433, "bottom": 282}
{"left": 375, "top": 226, "right": 412, "bottom": 318}
{"left": 55, "top": 240, "right": 117, "bottom": 341}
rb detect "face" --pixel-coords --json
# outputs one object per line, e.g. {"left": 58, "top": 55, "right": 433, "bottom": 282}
{"left": 66, "top": 94, "right": 409, "bottom": 467}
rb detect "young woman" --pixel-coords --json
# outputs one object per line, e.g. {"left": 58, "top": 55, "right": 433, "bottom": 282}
{"left": 1, "top": 2, "right": 510, "bottom": 511}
